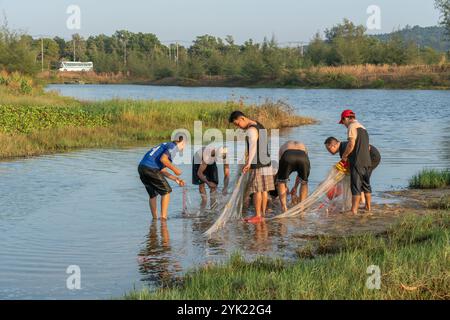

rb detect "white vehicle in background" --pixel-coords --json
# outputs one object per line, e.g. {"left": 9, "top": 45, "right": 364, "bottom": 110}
{"left": 59, "top": 61, "right": 94, "bottom": 72}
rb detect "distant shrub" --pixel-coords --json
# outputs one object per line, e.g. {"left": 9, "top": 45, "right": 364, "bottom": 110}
{"left": 409, "top": 169, "right": 450, "bottom": 189}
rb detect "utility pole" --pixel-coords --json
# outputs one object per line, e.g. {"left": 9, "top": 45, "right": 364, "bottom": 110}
{"left": 123, "top": 40, "right": 127, "bottom": 67}
{"left": 176, "top": 42, "right": 179, "bottom": 65}
{"left": 73, "top": 38, "right": 76, "bottom": 62}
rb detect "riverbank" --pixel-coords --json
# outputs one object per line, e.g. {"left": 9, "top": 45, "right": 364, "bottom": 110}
{"left": 125, "top": 188, "right": 450, "bottom": 300}
{"left": 125, "top": 187, "right": 450, "bottom": 300}
{"left": 0, "top": 85, "right": 315, "bottom": 159}
{"left": 38, "top": 64, "right": 450, "bottom": 90}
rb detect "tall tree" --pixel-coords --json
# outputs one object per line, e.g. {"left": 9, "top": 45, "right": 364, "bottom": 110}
{"left": 435, "top": 0, "right": 450, "bottom": 37}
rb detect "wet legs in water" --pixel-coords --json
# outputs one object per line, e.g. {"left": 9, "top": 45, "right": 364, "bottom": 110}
{"left": 149, "top": 194, "right": 170, "bottom": 220}
{"left": 277, "top": 182, "right": 289, "bottom": 212}
{"left": 199, "top": 184, "right": 217, "bottom": 210}
{"left": 253, "top": 191, "right": 268, "bottom": 217}
{"left": 278, "top": 181, "right": 308, "bottom": 212}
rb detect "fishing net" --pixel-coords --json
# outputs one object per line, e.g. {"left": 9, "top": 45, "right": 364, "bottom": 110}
{"left": 203, "top": 169, "right": 249, "bottom": 237}
{"left": 270, "top": 164, "right": 350, "bottom": 219}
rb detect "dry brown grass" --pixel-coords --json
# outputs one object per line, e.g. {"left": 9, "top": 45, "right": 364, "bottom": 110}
{"left": 309, "top": 64, "right": 450, "bottom": 82}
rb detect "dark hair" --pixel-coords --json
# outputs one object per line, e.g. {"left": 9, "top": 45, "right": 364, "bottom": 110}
{"left": 229, "top": 111, "right": 246, "bottom": 123}
{"left": 173, "top": 134, "right": 185, "bottom": 144}
{"left": 324, "top": 137, "right": 339, "bottom": 145}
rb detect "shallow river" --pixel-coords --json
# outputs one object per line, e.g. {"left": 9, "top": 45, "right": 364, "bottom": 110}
{"left": 0, "top": 85, "right": 448, "bottom": 299}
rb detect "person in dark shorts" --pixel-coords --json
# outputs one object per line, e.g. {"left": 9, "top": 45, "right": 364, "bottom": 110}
{"left": 138, "top": 136, "right": 186, "bottom": 220}
{"left": 192, "top": 146, "right": 230, "bottom": 208}
{"left": 324, "top": 136, "right": 381, "bottom": 207}
{"left": 276, "top": 141, "right": 310, "bottom": 212}
{"left": 338, "top": 109, "right": 372, "bottom": 214}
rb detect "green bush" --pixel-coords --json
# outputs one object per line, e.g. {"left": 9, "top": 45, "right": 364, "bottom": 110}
{"left": 409, "top": 169, "right": 450, "bottom": 189}
{"left": 0, "top": 105, "right": 110, "bottom": 134}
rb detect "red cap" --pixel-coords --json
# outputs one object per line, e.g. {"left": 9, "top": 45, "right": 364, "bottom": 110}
{"left": 339, "top": 109, "right": 355, "bottom": 124}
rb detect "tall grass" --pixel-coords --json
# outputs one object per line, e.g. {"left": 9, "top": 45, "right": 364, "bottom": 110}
{"left": 125, "top": 212, "right": 449, "bottom": 300}
{"left": 409, "top": 169, "right": 450, "bottom": 189}
{"left": 0, "top": 90, "right": 315, "bottom": 159}
{"left": 283, "top": 64, "right": 450, "bottom": 89}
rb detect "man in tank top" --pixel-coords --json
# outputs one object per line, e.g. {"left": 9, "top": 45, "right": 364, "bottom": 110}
{"left": 229, "top": 111, "right": 275, "bottom": 223}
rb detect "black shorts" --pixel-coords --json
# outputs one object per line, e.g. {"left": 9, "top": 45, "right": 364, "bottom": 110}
{"left": 192, "top": 163, "right": 219, "bottom": 185}
{"left": 350, "top": 166, "right": 372, "bottom": 196}
{"left": 138, "top": 165, "right": 172, "bottom": 198}
{"left": 277, "top": 150, "right": 310, "bottom": 182}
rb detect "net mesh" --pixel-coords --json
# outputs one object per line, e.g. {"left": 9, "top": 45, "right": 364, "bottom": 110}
{"left": 270, "top": 166, "right": 349, "bottom": 219}
{"left": 201, "top": 161, "right": 351, "bottom": 237}
{"left": 203, "top": 169, "right": 249, "bottom": 237}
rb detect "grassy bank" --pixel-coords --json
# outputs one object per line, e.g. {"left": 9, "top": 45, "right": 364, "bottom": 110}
{"left": 409, "top": 169, "right": 450, "bottom": 189}
{"left": 125, "top": 212, "right": 449, "bottom": 300}
{"left": 0, "top": 75, "right": 315, "bottom": 159}
{"left": 39, "top": 64, "right": 450, "bottom": 89}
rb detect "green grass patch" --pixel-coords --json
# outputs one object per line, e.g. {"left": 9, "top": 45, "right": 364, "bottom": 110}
{"left": 125, "top": 213, "right": 450, "bottom": 300}
{"left": 0, "top": 88, "right": 315, "bottom": 159}
{"left": 409, "top": 169, "right": 450, "bottom": 189}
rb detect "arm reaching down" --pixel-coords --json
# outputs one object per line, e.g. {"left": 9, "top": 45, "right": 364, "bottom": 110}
{"left": 160, "top": 153, "right": 182, "bottom": 176}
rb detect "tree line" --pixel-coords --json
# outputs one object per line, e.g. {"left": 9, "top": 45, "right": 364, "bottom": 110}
{"left": 1, "top": 19, "right": 449, "bottom": 81}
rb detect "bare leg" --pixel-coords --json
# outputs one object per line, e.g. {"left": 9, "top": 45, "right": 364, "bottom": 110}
{"left": 351, "top": 195, "right": 361, "bottom": 215}
{"left": 160, "top": 219, "right": 170, "bottom": 248}
{"left": 299, "top": 183, "right": 308, "bottom": 202}
{"left": 149, "top": 197, "right": 158, "bottom": 220}
{"left": 277, "top": 182, "right": 288, "bottom": 212}
{"left": 210, "top": 186, "right": 218, "bottom": 210}
{"left": 253, "top": 192, "right": 262, "bottom": 218}
{"left": 160, "top": 193, "right": 170, "bottom": 220}
{"left": 199, "top": 184, "right": 207, "bottom": 209}
{"left": 261, "top": 191, "right": 268, "bottom": 216}
{"left": 360, "top": 192, "right": 366, "bottom": 206}
{"left": 365, "top": 193, "right": 372, "bottom": 211}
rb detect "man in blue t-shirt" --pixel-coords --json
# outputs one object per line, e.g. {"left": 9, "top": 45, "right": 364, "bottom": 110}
{"left": 138, "top": 136, "right": 185, "bottom": 220}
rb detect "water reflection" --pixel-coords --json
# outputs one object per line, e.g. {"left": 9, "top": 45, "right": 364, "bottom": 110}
{"left": 138, "top": 221, "right": 181, "bottom": 285}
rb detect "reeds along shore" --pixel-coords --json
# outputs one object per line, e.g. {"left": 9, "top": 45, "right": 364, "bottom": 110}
{"left": 0, "top": 73, "right": 315, "bottom": 159}
{"left": 38, "top": 64, "right": 450, "bottom": 89}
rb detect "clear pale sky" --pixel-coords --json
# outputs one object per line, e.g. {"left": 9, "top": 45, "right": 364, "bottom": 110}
{"left": 0, "top": 0, "right": 441, "bottom": 43}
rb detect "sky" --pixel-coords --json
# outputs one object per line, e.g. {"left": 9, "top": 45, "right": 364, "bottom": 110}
{"left": 0, "top": 0, "right": 441, "bottom": 43}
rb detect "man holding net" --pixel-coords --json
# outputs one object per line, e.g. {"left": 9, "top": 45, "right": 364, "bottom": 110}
{"left": 338, "top": 109, "right": 373, "bottom": 214}
{"left": 229, "top": 111, "right": 274, "bottom": 223}
{"left": 324, "top": 136, "right": 381, "bottom": 210}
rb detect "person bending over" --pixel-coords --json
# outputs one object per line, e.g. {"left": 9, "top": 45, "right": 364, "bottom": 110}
{"left": 192, "top": 146, "right": 230, "bottom": 209}
{"left": 138, "top": 136, "right": 185, "bottom": 220}
{"left": 277, "top": 141, "right": 311, "bottom": 212}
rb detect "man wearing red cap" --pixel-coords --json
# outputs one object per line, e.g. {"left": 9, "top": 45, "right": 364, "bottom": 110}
{"left": 338, "top": 109, "right": 372, "bottom": 214}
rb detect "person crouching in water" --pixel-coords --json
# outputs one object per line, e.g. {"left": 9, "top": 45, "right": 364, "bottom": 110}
{"left": 192, "top": 146, "right": 230, "bottom": 209}
{"left": 277, "top": 141, "right": 311, "bottom": 212}
{"left": 229, "top": 111, "right": 274, "bottom": 223}
{"left": 324, "top": 136, "right": 381, "bottom": 209}
{"left": 138, "top": 136, "right": 186, "bottom": 220}
{"left": 338, "top": 109, "right": 372, "bottom": 214}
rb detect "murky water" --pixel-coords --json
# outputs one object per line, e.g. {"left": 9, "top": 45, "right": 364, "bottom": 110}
{"left": 1, "top": 85, "right": 449, "bottom": 299}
